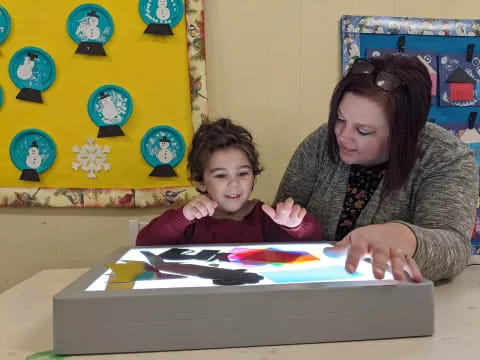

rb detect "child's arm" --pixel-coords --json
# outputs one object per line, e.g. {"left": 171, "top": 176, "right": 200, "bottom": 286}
{"left": 136, "top": 208, "right": 194, "bottom": 246}
{"left": 276, "top": 211, "right": 323, "bottom": 241}
{"left": 262, "top": 198, "right": 322, "bottom": 241}
{"left": 136, "top": 195, "right": 217, "bottom": 246}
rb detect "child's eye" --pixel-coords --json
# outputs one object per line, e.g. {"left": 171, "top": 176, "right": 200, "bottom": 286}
{"left": 239, "top": 171, "right": 251, "bottom": 177}
{"left": 214, "top": 173, "right": 227, "bottom": 179}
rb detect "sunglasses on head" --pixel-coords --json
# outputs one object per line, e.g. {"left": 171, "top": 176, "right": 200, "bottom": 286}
{"left": 350, "top": 58, "right": 403, "bottom": 92}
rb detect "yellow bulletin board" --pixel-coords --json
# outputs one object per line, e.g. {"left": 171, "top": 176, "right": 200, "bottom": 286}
{"left": 0, "top": 0, "right": 208, "bottom": 208}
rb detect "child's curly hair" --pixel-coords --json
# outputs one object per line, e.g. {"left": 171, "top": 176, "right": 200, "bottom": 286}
{"left": 187, "top": 118, "right": 264, "bottom": 182}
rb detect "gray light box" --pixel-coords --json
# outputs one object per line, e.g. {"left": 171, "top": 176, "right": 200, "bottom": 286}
{"left": 53, "top": 243, "right": 434, "bottom": 355}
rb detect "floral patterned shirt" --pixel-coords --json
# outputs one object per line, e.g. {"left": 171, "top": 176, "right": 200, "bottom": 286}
{"left": 335, "top": 163, "right": 386, "bottom": 241}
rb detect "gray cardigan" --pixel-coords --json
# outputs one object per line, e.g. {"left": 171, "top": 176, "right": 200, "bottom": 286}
{"left": 274, "top": 123, "right": 478, "bottom": 281}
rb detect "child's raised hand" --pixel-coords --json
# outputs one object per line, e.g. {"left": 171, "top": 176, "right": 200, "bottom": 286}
{"left": 182, "top": 195, "right": 218, "bottom": 221}
{"left": 261, "top": 197, "right": 307, "bottom": 228}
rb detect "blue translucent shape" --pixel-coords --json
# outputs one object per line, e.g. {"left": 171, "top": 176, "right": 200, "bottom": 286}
{"left": 260, "top": 265, "right": 362, "bottom": 284}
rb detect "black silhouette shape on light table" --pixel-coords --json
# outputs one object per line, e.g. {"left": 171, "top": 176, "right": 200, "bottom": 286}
{"left": 141, "top": 251, "right": 263, "bottom": 286}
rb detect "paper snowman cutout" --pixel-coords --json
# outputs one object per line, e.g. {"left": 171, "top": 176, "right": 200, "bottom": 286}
{"left": 25, "top": 141, "right": 42, "bottom": 169}
{"left": 78, "top": 10, "right": 101, "bottom": 40}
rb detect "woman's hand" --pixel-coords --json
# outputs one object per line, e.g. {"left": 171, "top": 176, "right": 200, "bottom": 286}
{"left": 324, "top": 223, "right": 423, "bottom": 282}
{"left": 182, "top": 195, "right": 217, "bottom": 221}
{"left": 262, "top": 197, "right": 307, "bottom": 228}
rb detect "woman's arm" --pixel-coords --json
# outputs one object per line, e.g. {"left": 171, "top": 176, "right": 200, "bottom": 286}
{"left": 397, "top": 148, "right": 478, "bottom": 281}
{"left": 327, "top": 146, "right": 478, "bottom": 282}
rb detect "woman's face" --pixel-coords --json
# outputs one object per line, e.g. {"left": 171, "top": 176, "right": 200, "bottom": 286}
{"left": 335, "top": 92, "right": 390, "bottom": 166}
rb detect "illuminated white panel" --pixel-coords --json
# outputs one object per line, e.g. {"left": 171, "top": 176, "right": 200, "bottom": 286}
{"left": 85, "top": 243, "right": 394, "bottom": 291}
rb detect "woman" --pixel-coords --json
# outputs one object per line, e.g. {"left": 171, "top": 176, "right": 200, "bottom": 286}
{"left": 275, "top": 54, "right": 478, "bottom": 282}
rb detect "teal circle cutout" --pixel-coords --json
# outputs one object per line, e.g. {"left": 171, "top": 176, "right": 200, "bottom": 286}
{"left": 138, "top": 0, "right": 184, "bottom": 27}
{"left": 8, "top": 47, "right": 56, "bottom": 91}
{"left": 0, "top": 5, "right": 11, "bottom": 44}
{"left": 141, "top": 125, "right": 185, "bottom": 167}
{"left": 10, "top": 129, "right": 57, "bottom": 173}
{"left": 67, "top": 3, "right": 114, "bottom": 44}
{"left": 87, "top": 85, "right": 133, "bottom": 127}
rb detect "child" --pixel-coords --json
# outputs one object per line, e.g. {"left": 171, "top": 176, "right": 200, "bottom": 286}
{"left": 136, "top": 118, "right": 322, "bottom": 246}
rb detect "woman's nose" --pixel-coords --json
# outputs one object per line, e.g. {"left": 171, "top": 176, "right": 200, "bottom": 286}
{"left": 338, "top": 124, "right": 353, "bottom": 142}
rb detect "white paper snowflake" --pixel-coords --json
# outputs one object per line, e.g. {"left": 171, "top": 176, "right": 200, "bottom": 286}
{"left": 72, "top": 138, "right": 111, "bottom": 179}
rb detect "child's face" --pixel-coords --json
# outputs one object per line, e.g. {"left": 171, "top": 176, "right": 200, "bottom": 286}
{"left": 198, "top": 147, "right": 254, "bottom": 213}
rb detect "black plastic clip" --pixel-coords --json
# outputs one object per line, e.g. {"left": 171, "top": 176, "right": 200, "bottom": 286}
{"left": 397, "top": 36, "right": 406, "bottom": 53}
{"left": 466, "top": 44, "right": 475, "bottom": 62}
{"left": 468, "top": 112, "right": 477, "bottom": 129}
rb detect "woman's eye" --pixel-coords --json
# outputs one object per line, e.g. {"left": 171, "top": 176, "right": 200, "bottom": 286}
{"left": 357, "top": 128, "right": 371, "bottom": 136}
{"left": 336, "top": 117, "right": 346, "bottom": 122}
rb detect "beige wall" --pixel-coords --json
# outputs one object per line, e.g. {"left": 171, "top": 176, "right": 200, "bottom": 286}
{"left": 1, "top": 0, "right": 477, "bottom": 292}
{"left": 204, "top": 0, "right": 477, "bottom": 202}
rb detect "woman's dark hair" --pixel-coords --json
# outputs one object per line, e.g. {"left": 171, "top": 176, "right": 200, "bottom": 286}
{"left": 187, "top": 117, "right": 263, "bottom": 182}
{"left": 327, "top": 53, "right": 432, "bottom": 196}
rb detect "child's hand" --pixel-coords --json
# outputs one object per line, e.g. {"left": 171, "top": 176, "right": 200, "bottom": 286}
{"left": 182, "top": 195, "right": 218, "bottom": 221}
{"left": 261, "top": 197, "right": 307, "bottom": 228}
